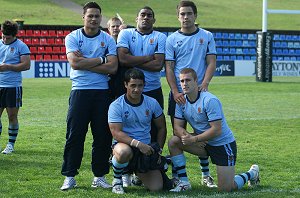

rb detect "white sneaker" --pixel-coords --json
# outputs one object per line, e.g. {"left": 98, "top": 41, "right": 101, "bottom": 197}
{"left": 248, "top": 164, "right": 260, "bottom": 187}
{"left": 131, "top": 174, "right": 142, "bottom": 186}
{"left": 170, "top": 180, "right": 192, "bottom": 192}
{"left": 112, "top": 178, "right": 124, "bottom": 194}
{"left": 91, "top": 176, "right": 112, "bottom": 188}
{"left": 60, "top": 177, "right": 77, "bottom": 190}
{"left": 202, "top": 175, "right": 217, "bottom": 188}
{"left": 122, "top": 174, "right": 131, "bottom": 187}
{"left": 1, "top": 144, "right": 14, "bottom": 154}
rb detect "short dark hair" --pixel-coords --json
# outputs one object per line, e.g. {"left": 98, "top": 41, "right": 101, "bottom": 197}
{"left": 124, "top": 68, "right": 145, "bottom": 84}
{"left": 177, "top": 1, "right": 197, "bottom": 16}
{"left": 137, "top": 6, "right": 155, "bottom": 18}
{"left": 180, "top": 68, "right": 197, "bottom": 80}
{"left": 1, "top": 20, "right": 18, "bottom": 37}
{"left": 83, "top": 1, "right": 101, "bottom": 14}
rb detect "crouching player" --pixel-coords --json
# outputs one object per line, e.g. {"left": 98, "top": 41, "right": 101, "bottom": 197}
{"left": 108, "top": 68, "right": 168, "bottom": 194}
{"left": 168, "top": 68, "right": 260, "bottom": 192}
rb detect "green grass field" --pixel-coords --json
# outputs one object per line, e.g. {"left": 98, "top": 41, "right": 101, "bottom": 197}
{"left": 0, "top": 0, "right": 299, "bottom": 30}
{"left": 0, "top": 77, "right": 299, "bottom": 197}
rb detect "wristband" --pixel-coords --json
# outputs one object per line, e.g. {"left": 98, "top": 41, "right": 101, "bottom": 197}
{"left": 99, "top": 56, "right": 107, "bottom": 64}
{"left": 130, "top": 139, "right": 136, "bottom": 146}
{"left": 136, "top": 141, "right": 140, "bottom": 148}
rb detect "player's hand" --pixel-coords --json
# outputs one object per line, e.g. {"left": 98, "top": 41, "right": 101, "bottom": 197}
{"left": 173, "top": 92, "right": 185, "bottom": 105}
{"left": 74, "top": 50, "right": 83, "bottom": 57}
{"left": 0, "top": 64, "right": 8, "bottom": 71}
{"left": 137, "top": 142, "right": 154, "bottom": 156}
{"left": 181, "top": 134, "right": 194, "bottom": 145}
{"left": 199, "top": 82, "right": 209, "bottom": 92}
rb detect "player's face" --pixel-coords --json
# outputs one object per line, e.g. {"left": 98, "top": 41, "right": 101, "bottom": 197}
{"left": 125, "top": 78, "right": 144, "bottom": 102}
{"left": 178, "top": 6, "right": 197, "bottom": 29}
{"left": 108, "top": 20, "right": 122, "bottom": 37}
{"left": 136, "top": 9, "right": 155, "bottom": 32}
{"left": 179, "top": 73, "right": 198, "bottom": 95}
{"left": 83, "top": 8, "right": 102, "bottom": 30}
{"left": 1, "top": 34, "right": 15, "bottom": 44}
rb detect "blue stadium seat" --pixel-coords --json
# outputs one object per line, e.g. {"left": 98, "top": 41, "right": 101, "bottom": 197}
{"left": 251, "top": 56, "right": 256, "bottom": 60}
{"left": 248, "top": 34, "right": 256, "bottom": 40}
{"left": 215, "top": 32, "right": 222, "bottom": 39}
{"left": 235, "top": 33, "right": 242, "bottom": 40}
{"left": 291, "top": 56, "right": 297, "bottom": 61}
{"left": 275, "top": 49, "right": 282, "bottom": 55}
{"left": 223, "top": 40, "right": 229, "bottom": 46}
{"left": 293, "top": 42, "right": 300, "bottom": 48}
{"left": 297, "top": 57, "right": 300, "bottom": 61}
{"left": 281, "top": 42, "right": 288, "bottom": 48}
{"left": 273, "top": 34, "right": 280, "bottom": 40}
{"left": 223, "top": 47, "right": 229, "bottom": 54}
{"left": 236, "top": 48, "right": 243, "bottom": 54}
{"left": 243, "top": 48, "right": 249, "bottom": 54}
{"left": 249, "top": 48, "right": 256, "bottom": 55}
{"left": 222, "top": 33, "right": 229, "bottom": 39}
{"left": 249, "top": 41, "right": 256, "bottom": 47}
{"left": 237, "top": 55, "right": 244, "bottom": 60}
{"left": 217, "top": 55, "right": 223, "bottom": 60}
{"left": 216, "top": 40, "right": 222, "bottom": 46}
{"left": 277, "top": 56, "right": 283, "bottom": 60}
{"left": 285, "top": 35, "right": 292, "bottom": 41}
{"left": 235, "top": 40, "right": 243, "bottom": 47}
{"left": 244, "top": 56, "right": 250, "bottom": 60}
{"left": 229, "top": 40, "right": 236, "bottom": 46}
{"left": 295, "top": 49, "right": 300, "bottom": 55}
{"left": 223, "top": 55, "right": 230, "bottom": 60}
{"left": 272, "top": 56, "right": 278, "bottom": 61}
{"left": 288, "top": 42, "right": 294, "bottom": 48}
{"left": 274, "top": 41, "right": 281, "bottom": 48}
{"left": 229, "top": 48, "right": 236, "bottom": 54}
{"left": 289, "top": 49, "right": 295, "bottom": 55}
{"left": 242, "top": 34, "right": 248, "bottom": 40}
{"left": 216, "top": 47, "right": 223, "bottom": 54}
{"left": 242, "top": 40, "right": 249, "bottom": 47}
{"left": 282, "top": 49, "right": 289, "bottom": 55}
{"left": 229, "top": 33, "right": 235, "bottom": 39}
{"left": 284, "top": 57, "right": 290, "bottom": 61}
{"left": 279, "top": 35, "right": 286, "bottom": 40}
{"left": 230, "top": 55, "right": 236, "bottom": 60}
{"left": 291, "top": 35, "right": 299, "bottom": 41}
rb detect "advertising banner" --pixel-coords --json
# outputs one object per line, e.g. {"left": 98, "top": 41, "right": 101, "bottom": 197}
{"left": 214, "top": 61, "right": 234, "bottom": 76}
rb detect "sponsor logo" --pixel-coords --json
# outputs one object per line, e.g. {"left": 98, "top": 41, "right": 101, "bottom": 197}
{"left": 215, "top": 61, "right": 234, "bottom": 76}
{"left": 35, "top": 61, "right": 70, "bottom": 78}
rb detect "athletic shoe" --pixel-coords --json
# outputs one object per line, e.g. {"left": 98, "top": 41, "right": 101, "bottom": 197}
{"left": 112, "top": 178, "right": 124, "bottom": 194}
{"left": 122, "top": 174, "right": 131, "bottom": 187}
{"left": 202, "top": 175, "right": 218, "bottom": 188}
{"left": 170, "top": 180, "right": 192, "bottom": 192}
{"left": 60, "top": 177, "right": 77, "bottom": 190}
{"left": 248, "top": 164, "right": 260, "bottom": 188}
{"left": 91, "top": 176, "right": 112, "bottom": 188}
{"left": 1, "top": 144, "right": 14, "bottom": 154}
{"left": 171, "top": 177, "right": 181, "bottom": 188}
{"left": 131, "top": 174, "right": 143, "bottom": 186}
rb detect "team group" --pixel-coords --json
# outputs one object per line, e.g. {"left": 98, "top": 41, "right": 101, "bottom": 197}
{"left": 0, "top": 0, "right": 260, "bottom": 194}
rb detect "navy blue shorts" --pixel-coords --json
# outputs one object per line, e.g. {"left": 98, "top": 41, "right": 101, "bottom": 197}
{"left": 0, "top": 87, "right": 22, "bottom": 108}
{"left": 205, "top": 141, "right": 237, "bottom": 166}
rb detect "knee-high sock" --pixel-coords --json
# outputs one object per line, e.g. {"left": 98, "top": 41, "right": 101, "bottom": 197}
{"left": 171, "top": 154, "right": 189, "bottom": 182}
{"left": 234, "top": 169, "right": 256, "bottom": 189}
{"left": 8, "top": 124, "right": 19, "bottom": 146}
{"left": 199, "top": 156, "right": 210, "bottom": 177}
{"left": 112, "top": 156, "right": 128, "bottom": 180}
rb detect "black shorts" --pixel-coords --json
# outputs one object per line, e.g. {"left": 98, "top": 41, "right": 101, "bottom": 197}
{"left": 167, "top": 91, "right": 176, "bottom": 116}
{"left": 205, "top": 141, "right": 237, "bottom": 166}
{"left": 143, "top": 87, "right": 164, "bottom": 109}
{"left": 0, "top": 87, "right": 22, "bottom": 108}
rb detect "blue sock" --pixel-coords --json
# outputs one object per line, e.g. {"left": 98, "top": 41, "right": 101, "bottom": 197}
{"left": 234, "top": 172, "right": 251, "bottom": 189}
{"left": 112, "top": 156, "right": 128, "bottom": 180}
{"left": 8, "top": 124, "right": 19, "bottom": 146}
{"left": 171, "top": 154, "right": 189, "bottom": 182}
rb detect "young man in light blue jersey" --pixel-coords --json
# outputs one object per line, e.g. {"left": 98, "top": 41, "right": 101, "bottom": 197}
{"left": 165, "top": 0, "right": 217, "bottom": 187}
{"left": 108, "top": 68, "right": 168, "bottom": 194}
{"left": 0, "top": 20, "right": 30, "bottom": 154}
{"left": 60, "top": 2, "right": 118, "bottom": 191}
{"left": 168, "top": 68, "right": 260, "bottom": 192}
{"left": 117, "top": 6, "right": 167, "bottom": 143}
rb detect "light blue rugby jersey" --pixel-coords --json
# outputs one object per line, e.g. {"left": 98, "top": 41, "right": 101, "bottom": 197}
{"left": 65, "top": 28, "right": 117, "bottom": 90}
{"left": 0, "top": 39, "right": 30, "bottom": 87}
{"left": 117, "top": 28, "right": 167, "bottom": 92}
{"left": 175, "top": 91, "right": 235, "bottom": 146}
{"left": 108, "top": 94, "right": 163, "bottom": 144}
{"left": 165, "top": 28, "right": 216, "bottom": 92}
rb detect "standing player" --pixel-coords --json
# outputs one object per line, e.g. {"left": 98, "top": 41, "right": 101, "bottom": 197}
{"left": 165, "top": 0, "right": 217, "bottom": 187}
{"left": 60, "top": 2, "right": 118, "bottom": 190}
{"left": 117, "top": 6, "right": 167, "bottom": 143}
{"left": 0, "top": 20, "right": 30, "bottom": 154}
{"left": 108, "top": 68, "right": 167, "bottom": 194}
{"left": 169, "top": 68, "right": 260, "bottom": 192}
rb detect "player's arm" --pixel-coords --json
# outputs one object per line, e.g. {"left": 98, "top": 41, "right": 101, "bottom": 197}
{"left": 87, "top": 55, "right": 118, "bottom": 75}
{"left": 200, "top": 54, "right": 216, "bottom": 91}
{"left": 118, "top": 47, "right": 153, "bottom": 68}
{"left": 195, "top": 120, "right": 221, "bottom": 142}
{"left": 137, "top": 53, "right": 165, "bottom": 72}
{"left": 153, "top": 114, "right": 167, "bottom": 150}
{"left": 0, "top": 54, "right": 30, "bottom": 72}
{"left": 173, "top": 118, "right": 189, "bottom": 138}
{"left": 67, "top": 50, "right": 103, "bottom": 70}
{"left": 165, "top": 60, "right": 185, "bottom": 104}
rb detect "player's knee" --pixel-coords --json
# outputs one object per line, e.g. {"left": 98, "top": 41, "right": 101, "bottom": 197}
{"left": 147, "top": 181, "right": 163, "bottom": 192}
{"left": 113, "top": 145, "right": 132, "bottom": 163}
{"left": 218, "top": 184, "right": 235, "bottom": 192}
{"left": 168, "top": 135, "right": 181, "bottom": 148}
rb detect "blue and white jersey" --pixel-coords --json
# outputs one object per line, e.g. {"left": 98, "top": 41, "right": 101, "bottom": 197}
{"left": 65, "top": 28, "right": 117, "bottom": 90}
{"left": 166, "top": 28, "right": 216, "bottom": 92}
{"left": 175, "top": 91, "right": 235, "bottom": 146}
{"left": 117, "top": 28, "right": 167, "bottom": 92}
{"left": 0, "top": 39, "right": 30, "bottom": 87}
{"left": 108, "top": 94, "right": 163, "bottom": 144}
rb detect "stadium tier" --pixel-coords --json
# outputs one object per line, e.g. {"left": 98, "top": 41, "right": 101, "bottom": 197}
{"left": 2, "top": 28, "right": 299, "bottom": 61}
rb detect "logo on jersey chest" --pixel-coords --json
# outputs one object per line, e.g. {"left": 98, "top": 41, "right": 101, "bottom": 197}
{"left": 10, "top": 47, "right": 15, "bottom": 53}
